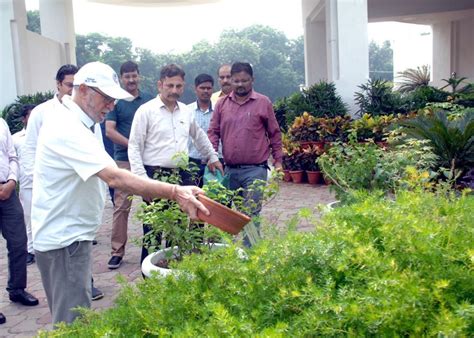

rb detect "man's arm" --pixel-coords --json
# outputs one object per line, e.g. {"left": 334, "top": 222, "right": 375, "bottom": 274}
{"left": 266, "top": 101, "right": 283, "bottom": 169}
{"left": 96, "top": 166, "right": 209, "bottom": 219}
{"left": 190, "top": 119, "right": 223, "bottom": 175}
{"left": 207, "top": 102, "right": 222, "bottom": 151}
{"left": 0, "top": 120, "right": 19, "bottom": 200}
{"left": 22, "top": 106, "right": 44, "bottom": 188}
{"left": 127, "top": 108, "right": 148, "bottom": 177}
{"left": 105, "top": 120, "right": 128, "bottom": 148}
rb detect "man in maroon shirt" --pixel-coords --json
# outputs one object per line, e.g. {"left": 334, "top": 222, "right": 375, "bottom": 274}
{"left": 208, "top": 62, "right": 283, "bottom": 246}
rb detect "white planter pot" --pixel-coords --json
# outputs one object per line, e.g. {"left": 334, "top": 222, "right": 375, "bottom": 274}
{"left": 141, "top": 243, "right": 246, "bottom": 278}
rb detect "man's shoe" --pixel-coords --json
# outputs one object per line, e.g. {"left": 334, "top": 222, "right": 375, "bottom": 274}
{"left": 26, "top": 253, "right": 35, "bottom": 265}
{"left": 107, "top": 256, "right": 123, "bottom": 269}
{"left": 9, "top": 290, "right": 39, "bottom": 306}
{"left": 0, "top": 313, "right": 5, "bottom": 324}
{"left": 91, "top": 286, "right": 104, "bottom": 301}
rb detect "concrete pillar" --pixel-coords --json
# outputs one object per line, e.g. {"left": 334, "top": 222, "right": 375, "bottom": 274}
{"left": 327, "top": 0, "right": 368, "bottom": 114}
{"left": 304, "top": 20, "right": 327, "bottom": 85}
{"left": 0, "top": 0, "right": 31, "bottom": 108}
{"left": 39, "top": 0, "right": 76, "bottom": 64}
{"left": 432, "top": 21, "right": 454, "bottom": 87}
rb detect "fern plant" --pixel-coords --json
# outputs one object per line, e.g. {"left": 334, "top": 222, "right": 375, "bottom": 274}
{"left": 400, "top": 110, "right": 474, "bottom": 174}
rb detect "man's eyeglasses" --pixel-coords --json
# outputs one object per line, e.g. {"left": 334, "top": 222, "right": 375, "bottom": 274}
{"left": 89, "top": 87, "right": 115, "bottom": 104}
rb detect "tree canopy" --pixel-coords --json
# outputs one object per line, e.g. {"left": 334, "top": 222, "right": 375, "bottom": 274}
{"left": 75, "top": 25, "right": 304, "bottom": 103}
{"left": 369, "top": 40, "right": 393, "bottom": 82}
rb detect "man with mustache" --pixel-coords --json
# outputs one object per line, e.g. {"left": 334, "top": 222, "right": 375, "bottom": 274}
{"left": 208, "top": 62, "right": 283, "bottom": 246}
{"left": 128, "top": 63, "right": 223, "bottom": 264}
{"left": 187, "top": 73, "right": 223, "bottom": 186}
{"left": 211, "top": 64, "right": 232, "bottom": 105}
{"left": 105, "top": 61, "right": 153, "bottom": 270}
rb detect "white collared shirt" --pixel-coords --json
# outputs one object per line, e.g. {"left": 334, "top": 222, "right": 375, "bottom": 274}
{"left": 12, "top": 128, "right": 26, "bottom": 185}
{"left": 21, "top": 94, "right": 62, "bottom": 189}
{"left": 0, "top": 118, "right": 19, "bottom": 183}
{"left": 128, "top": 96, "right": 218, "bottom": 177}
{"left": 31, "top": 96, "right": 115, "bottom": 252}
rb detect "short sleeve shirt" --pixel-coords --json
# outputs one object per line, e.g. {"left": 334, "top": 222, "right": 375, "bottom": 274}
{"left": 106, "top": 92, "right": 153, "bottom": 161}
{"left": 31, "top": 96, "right": 116, "bottom": 252}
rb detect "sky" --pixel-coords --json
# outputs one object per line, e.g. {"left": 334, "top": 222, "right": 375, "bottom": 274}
{"left": 25, "top": 0, "right": 431, "bottom": 70}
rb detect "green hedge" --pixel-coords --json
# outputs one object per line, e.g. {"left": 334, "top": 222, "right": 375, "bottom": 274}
{"left": 45, "top": 190, "right": 473, "bottom": 336}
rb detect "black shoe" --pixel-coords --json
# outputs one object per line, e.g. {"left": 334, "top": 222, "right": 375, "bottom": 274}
{"left": 92, "top": 240, "right": 98, "bottom": 245}
{"left": 0, "top": 313, "right": 5, "bottom": 324}
{"left": 107, "top": 256, "right": 123, "bottom": 269}
{"left": 91, "top": 286, "right": 104, "bottom": 301}
{"left": 26, "top": 253, "right": 35, "bottom": 265}
{"left": 9, "top": 290, "right": 39, "bottom": 306}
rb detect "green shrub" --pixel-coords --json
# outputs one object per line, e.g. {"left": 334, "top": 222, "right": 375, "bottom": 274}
{"left": 1, "top": 91, "right": 54, "bottom": 133}
{"left": 400, "top": 110, "right": 474, "bottom": 177}
{"left": 274, "top": 81, "right": 347, "bottom": 131}
{"left": 355, "top": 79, "right": 403, "bottom": 116}
{"left": 44, "top": 190, "right": 474, "bottom": 336}
{"left": 401, "top": 85, "right": 449, "bottom": 112}
{"left": 317, "top": 136, "right": 436, "bottom": 202}
{"left": 303, "top": 81, "right": 347, "bottom": 118}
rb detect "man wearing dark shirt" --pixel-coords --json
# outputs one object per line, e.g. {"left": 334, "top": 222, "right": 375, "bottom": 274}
{"left": 105, "top": 61, "right": 153, "bottom": 269}
{"left": 208, "top": 62, "right": 283, "bottom": 245}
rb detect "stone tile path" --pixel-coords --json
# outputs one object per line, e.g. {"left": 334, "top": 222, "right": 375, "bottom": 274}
{"left": 0, "top": 182, "right": 334, "bottom": 336}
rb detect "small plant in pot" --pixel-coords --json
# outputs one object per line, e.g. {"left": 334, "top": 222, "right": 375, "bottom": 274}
{"left": 301, "top": 145, "right": 322, "bottom": 184}
{"left": 137, "top": 155, "right": 229, "bottom": 277}
{"left": 287, "top": 150, "right": 305, "bottom": 183}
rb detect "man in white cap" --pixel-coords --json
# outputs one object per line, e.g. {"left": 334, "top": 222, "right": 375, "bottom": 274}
{"left": 32, "top": 61, "right": 209, "bottom": 325}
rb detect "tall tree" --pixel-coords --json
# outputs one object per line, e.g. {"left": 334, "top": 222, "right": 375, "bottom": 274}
{"left": 27, "top": 10, "right": 41, "bottom": 34}
{"left": 75, "top": 25, "right": 305, "bottom": 103}
{"left": 369, "top": 40, "right": 393, "bottom": 82}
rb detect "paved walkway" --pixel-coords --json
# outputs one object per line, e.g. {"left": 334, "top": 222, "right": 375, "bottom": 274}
{"left": 0, "top": 182, "right": 334, "bottom": 337}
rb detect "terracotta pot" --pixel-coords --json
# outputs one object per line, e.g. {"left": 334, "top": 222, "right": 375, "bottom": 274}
{"left": 306, "top": 170, "right": 322, "bottom": 184}
{"left": 323, "top": 174, "right": 333, "bottom": 185}
{"left": 283, "top": 170, "right": 292, "bottom": 182}
{"left": 289, "top": 170, "right": 304, "bottom": 183}
{"left": 197, "top": 194, "right": 251, "bottom": 235}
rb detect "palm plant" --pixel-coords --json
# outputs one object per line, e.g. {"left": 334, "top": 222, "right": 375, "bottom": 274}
{"left": 2, "top": 91, "right": 54, "bottom": 133}
{"left": 400, "top": 110, "right": 474, "bottom": 175}
{"left": 396, "top": 65, "right": 430, "bottom": 93}
{"left": 354, "top": 79, "right": 402, "bottom": 116}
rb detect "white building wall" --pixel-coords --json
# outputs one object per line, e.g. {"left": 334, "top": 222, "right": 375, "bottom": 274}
{"left": 0, "top": 0, "right": 18, "bottom": 110}
{"left": 26, "top": 31, "right": 63, "bottom": 94}
{"left": 457, "top": 16, "right": 474, "bottom": 81}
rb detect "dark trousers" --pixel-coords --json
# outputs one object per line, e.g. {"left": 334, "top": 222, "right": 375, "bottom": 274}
{"left": 0, "top": 191, "right": 27, "bottom": 293}
{"left": 140, "top": 166, "right": 195, "bottom": 265}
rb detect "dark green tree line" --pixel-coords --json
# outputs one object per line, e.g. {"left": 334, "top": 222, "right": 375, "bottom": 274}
{"left": 75, "top": 25, "right": 305, "bottom": 103}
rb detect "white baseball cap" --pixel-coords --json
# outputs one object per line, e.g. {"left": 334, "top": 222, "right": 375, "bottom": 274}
{"left": 73, "top": 61, "right": 134, "bottom": 101}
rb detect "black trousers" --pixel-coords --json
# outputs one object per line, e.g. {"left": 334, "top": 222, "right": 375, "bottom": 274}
{"left": 0, "top": 191, "right": 27, "bottom": 293}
